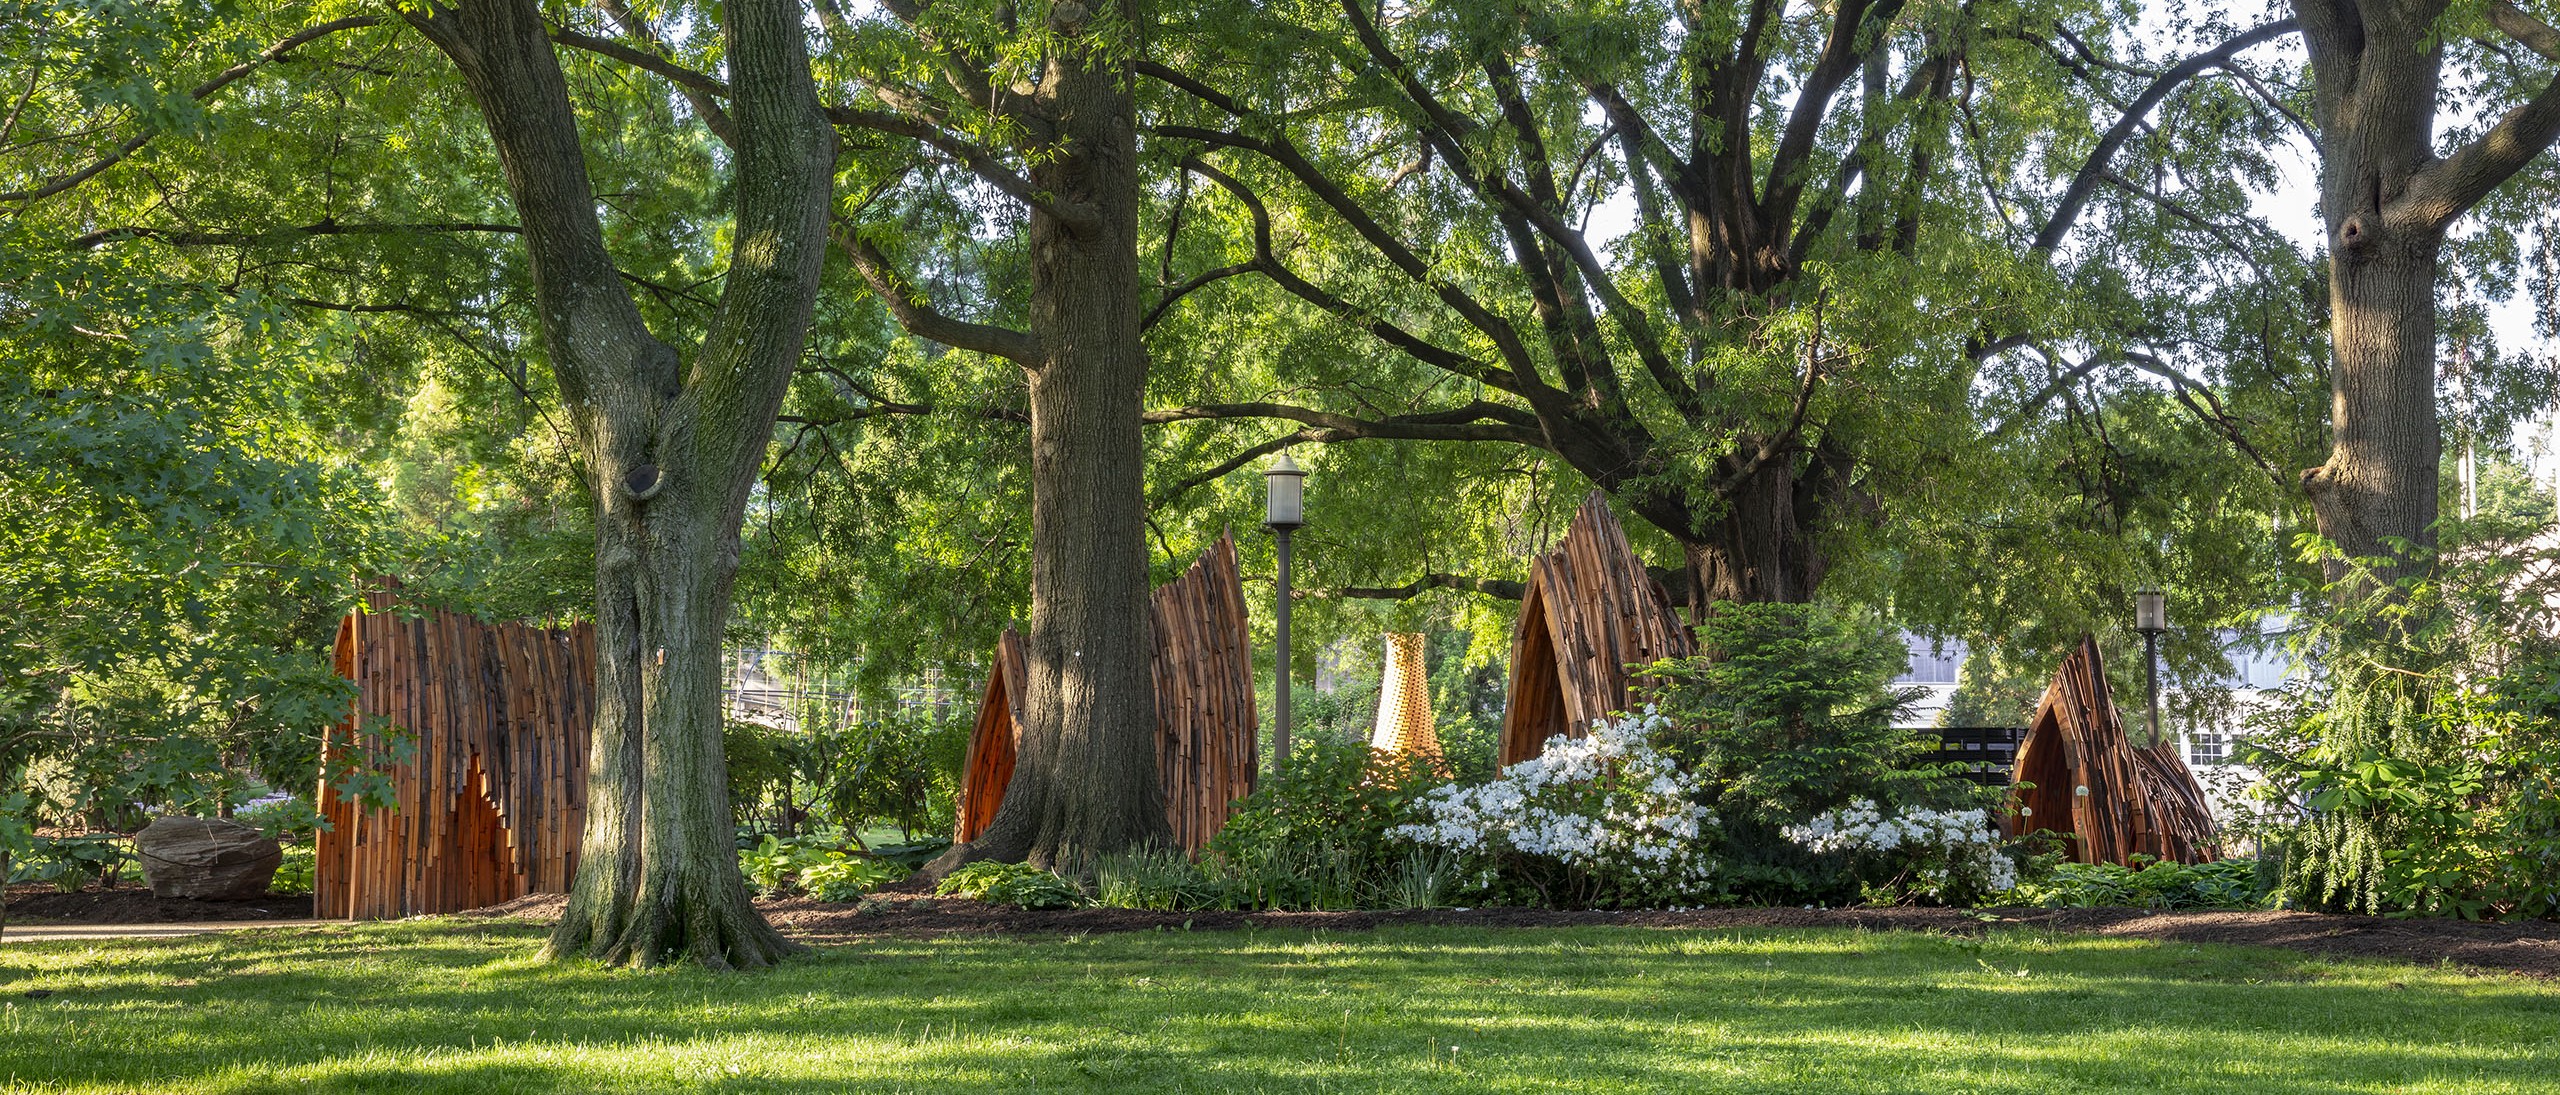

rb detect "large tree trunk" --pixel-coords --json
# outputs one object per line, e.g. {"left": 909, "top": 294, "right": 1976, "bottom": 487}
{"left": 2296, "top": 1, "right": 2449, "bottom": 583}
{"left": 944, "top": 1, "right": 1172, "bottom": 869}
{"left": 408, "top": 0, "right": 835, "bottom": 968}
{"left": 1681, "top": 455, "right": 1826, "bottom": 609}
{"left": 2303, "top": 233, "right": 2442, "bottom": 577}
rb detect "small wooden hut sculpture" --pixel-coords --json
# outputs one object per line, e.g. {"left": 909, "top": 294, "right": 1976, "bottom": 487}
{"left": 1369, "top": 632, "right": 1448, "bottom": 774}
{"left": 1498, "top": 492, "right": 1697, "bottom": 766}
{"left": 2007, "top": 635, "right": 2221, "bottom": 865}
{"left": 955, "top": 532, "right": 1260, "bottom": 851}
{"left": 315, "top": 589, "right": 596, "bottom": 919}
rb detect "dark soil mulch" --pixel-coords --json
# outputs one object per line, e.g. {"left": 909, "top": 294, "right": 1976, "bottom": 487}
{"left": 3, "top": 883, "right": 314, "bottom": 925}
{"left": 736, "top": 895, "right": 2560, "bottom": 980}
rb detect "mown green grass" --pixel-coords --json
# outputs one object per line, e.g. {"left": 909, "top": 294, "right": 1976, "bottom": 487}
{"left": 0, "top": 919, "right": 2553, "bottom": 1093}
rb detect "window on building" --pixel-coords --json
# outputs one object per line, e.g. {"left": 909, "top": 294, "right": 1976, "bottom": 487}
{"left": 1894, "top": 634, "right": 1963, "bottom": 685}
{"left": 2189, "top": 730, "right": 2229, "bottom": 767}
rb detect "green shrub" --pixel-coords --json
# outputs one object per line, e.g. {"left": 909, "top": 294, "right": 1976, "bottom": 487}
{"left": 738, "top": 834, "right": 803, "bottom": 897}
{"left": 735, "top": 833, "right": 907, "bottom": 901}
{"left": 1639, "top": 603, "right": 1998, "bottom": 906}
{"left": 1206, "top": 735, "right": 1445, "bottom": 910}
{"left": 799, "top": 855, "right": 907, "bottom": 902}
{"left": 726, "top": 709, "right": 970, "bottom": 841}
{"left": 936, "top": 861, "right": 1084, "bottom": 910}
{"left": 1092, "top": 848, "right": 1231, "bottom": 911}
{"left": 1380, "top": 846, "right": 1465, "bottom": 910}
{"left": 269, "top": 843, "right": 316, "bottom": 896}
{"left": 6, "top": 833, "right": 133, "bottom": 892}
{"left": 2247, "top": 533, "right": 2560, "bottom": 919}
{"left": 2012, "top": 857, "right": 2263, "bottom": 910}
{"left": 868, "top": 838, "right": 954, "bottom": 872}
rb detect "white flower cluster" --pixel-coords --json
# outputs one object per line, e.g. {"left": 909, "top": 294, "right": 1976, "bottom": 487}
{"left": 1784, "top": 799, "right": 2017, "bottom": 894}
{"left": 1391, "top": 707, "right": 1718, "bottom": 894}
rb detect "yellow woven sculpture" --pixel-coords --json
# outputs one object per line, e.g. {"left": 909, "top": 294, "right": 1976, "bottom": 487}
{"left": 1369, "top": 632, "right": 1447, "bottom": 773}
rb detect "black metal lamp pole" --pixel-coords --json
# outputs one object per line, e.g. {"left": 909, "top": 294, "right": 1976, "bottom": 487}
{"left": 2135, "top": 589, "right": 2167, "bottom": 746}
{"left": 1264, "top": 453, "right": 1306, "bottom": 776}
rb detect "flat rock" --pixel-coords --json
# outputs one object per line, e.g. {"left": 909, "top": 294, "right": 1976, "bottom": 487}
{"left": 133, "top": 817, "right": 281, "bottom": 900}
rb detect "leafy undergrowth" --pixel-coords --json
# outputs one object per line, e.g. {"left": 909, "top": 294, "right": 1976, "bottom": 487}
{"left": 0, "top": 921, "right": 2553, "bottom": 1093}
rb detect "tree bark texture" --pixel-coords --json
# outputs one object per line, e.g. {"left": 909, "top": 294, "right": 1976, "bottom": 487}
{"left": 406, "top": 0, "right": 837, "bottom": 969}
{"left": 938, "top": 2, "right": 1173, "bottom": 869}
{"left": 2296, "top": 0, "right": 2447, "bottom": 577}
{"left": 2294, "top": 0, "right": 2560, "bottom": 580}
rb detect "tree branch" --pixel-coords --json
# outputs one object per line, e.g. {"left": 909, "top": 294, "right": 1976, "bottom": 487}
{"left": 1143, "top": 399, "right": 1544, "bottom": 443}
{"left": 2030, "top": 18, "right": 2299, "bottom": 254}
{"left": 829, "top": 220, "right": 1041, "bottom": 367}
{"left": 1312, "top": 573, "right": 1527, "bottom": 601}
{"left": 2405, "top": 2, "right": 2560, "bottom": 230}
{"left": 1173, "top": 157, "right": 1520, "bottom": 393}
{"left": 1141, "top": 261, "right": 1256, "bottom": 331}
{"left": 70, "top": 219, "right": 521, "bottom": 250}
{"left": 0, "top": 15, "right": 388, "bottom": 204}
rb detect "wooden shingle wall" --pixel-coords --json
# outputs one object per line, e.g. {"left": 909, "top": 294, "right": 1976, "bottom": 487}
{"left": 1498, "top": 492, "right": 1697, "bottom": 766}
{"left": 314, "top": 590, "right": 594, "bottom": 919}
{"left": 955, "top": 532, "right": 1260, "bottom": 852}
{"left": 953, "top": 630, "right": 1027, "bottom": 844}
{"left": 2006, "top": 635, "right": 2220, "bottom": 865}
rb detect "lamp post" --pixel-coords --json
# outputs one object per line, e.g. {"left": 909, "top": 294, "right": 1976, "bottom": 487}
{"left": 1264, "top": 452, "right": 1306, "bottom": 776}
{"left": 2135, "top": 589, "right": 2167, "bottom": 747}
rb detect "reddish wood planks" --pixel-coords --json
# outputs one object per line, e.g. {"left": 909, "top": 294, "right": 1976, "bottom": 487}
{"left": 314, "top": 589, "right": 596, "bottom": 920}
{"left": 952, "top": 630, "right": 1026, "bottom": 844}
{"left": 1498, "top": 491, "right": 1697, "bottom": 766}
{"left": 1148, "top": 531, "right": 1260, "bottom": 852}
{"left": 2006, "top": 635, "right": 2221, "bottom": 865}
{"left": 955, "top": 532, "right": 1260, "bottom": 852}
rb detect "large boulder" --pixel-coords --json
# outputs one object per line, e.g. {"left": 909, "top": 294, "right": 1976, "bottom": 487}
{"left": 134, "top": 816, "right": 281, "bottom": 900}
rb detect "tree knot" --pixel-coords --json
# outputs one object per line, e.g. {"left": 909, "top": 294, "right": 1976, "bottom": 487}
{"left": 622, "top": 463, "right": 666, "bottom": 502}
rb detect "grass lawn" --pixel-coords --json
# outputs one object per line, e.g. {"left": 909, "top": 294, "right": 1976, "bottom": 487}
{"left": 0, "top": 919, "right": 2554, "bottom": 1093}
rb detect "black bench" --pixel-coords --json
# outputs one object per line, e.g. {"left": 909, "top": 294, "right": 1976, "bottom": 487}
{"left": 1926, "top": 725, "right": 2025, "bottom": 787}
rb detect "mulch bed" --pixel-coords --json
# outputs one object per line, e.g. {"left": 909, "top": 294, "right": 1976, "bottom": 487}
{"left": 457, "top": 891, "right": 2560, "bottom": 980}
{"left": 3, "top": 884, "right": 314, "bottom": 925}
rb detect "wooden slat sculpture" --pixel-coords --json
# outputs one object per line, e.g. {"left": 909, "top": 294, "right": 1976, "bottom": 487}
{"left": 315, "top": 589, "right": 595, "bottom": 919}
{"left": 1498, "top": 491, "right": 1697, "bottom": 765}
{"left": 1148, "top": 531, "right": 1261, "bottom": 851}
{"left": 954, "top": 531, "right": 1260, "bottom": 852}
{"left": 952, "top": 629, "right": 1027, "bottom": 844}
{"left": 2006, "top": 635, "right": 2221, "bottom": 865}
{"left": 1369, "top": 632, "right": 1447, "bottom": 774}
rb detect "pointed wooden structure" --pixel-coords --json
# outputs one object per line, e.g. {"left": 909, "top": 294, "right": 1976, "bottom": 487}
{"left": 1369, "top": 632, "right": 1447, "bottom": 774}
{"left": 952, "top": 629, "right": 1027, "bottom": 844}
{"left": 1148, "top": 531, "right": 1262, "bottom": 851}
{"left": 954, "top": 532, "right": 1260, "bottom": 852}
{"left": 2006, "top": 635, "right": 2221, "bottom": 865}
{"left": 315, "top": 588, "right": 595, "bottom": 919}
{"left": 1498, "top": 492, "right": 1697, "bottom": 766}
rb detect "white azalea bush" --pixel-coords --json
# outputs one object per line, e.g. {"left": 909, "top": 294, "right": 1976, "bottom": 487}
{"left": 1785, "top": 799, "right": 2019, "bottom": 904}
{"left": 1392, "top": 707, "right": 1721, "bottom": 907}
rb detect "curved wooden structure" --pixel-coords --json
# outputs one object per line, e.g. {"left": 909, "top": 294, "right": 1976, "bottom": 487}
{"left": 952, "top": 630, "right": 1026, "bottom": 844}
{"left": 2007, "top": 635, "right": 2220, "bottom": 865}
{"left": 315, "top": 590, "right": 595, "bottom": 919}
{"left": 1498, "top": 492, "right": 1697, "bottom": 765}
{"left": 1149, "top": 532, "right": 1262, "bottom": 851}
{"left": 954, "top": 532, "right": 1260, "bottom": 852}
{"left": 1369, "top": 632, "right": 1447, "bottom": 774}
